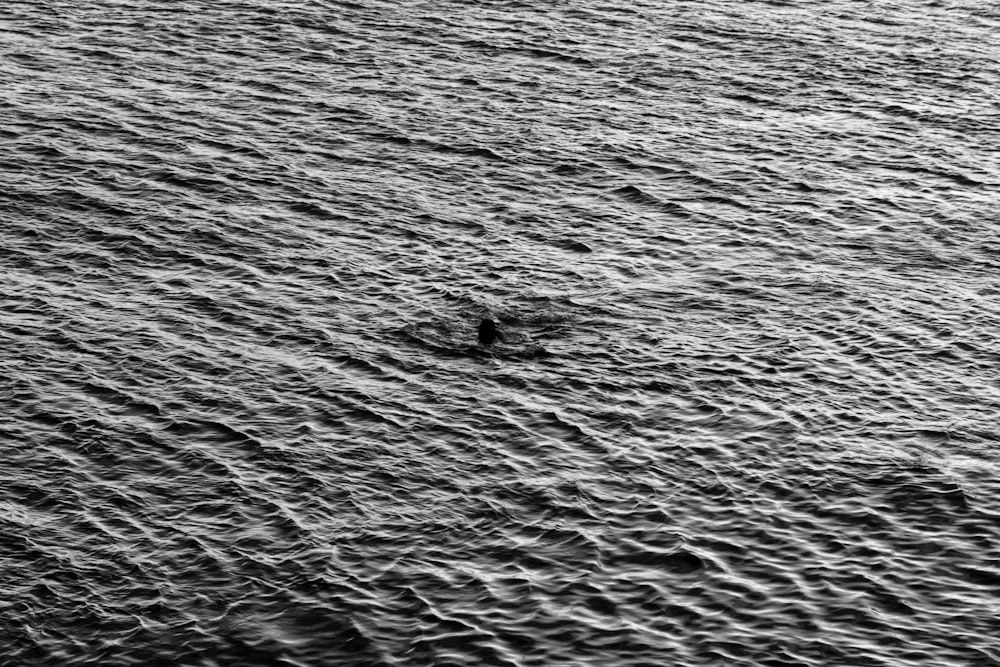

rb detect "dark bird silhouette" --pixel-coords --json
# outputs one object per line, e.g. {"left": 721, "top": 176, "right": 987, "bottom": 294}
{"left": 478, "top": 318, "right": 499, "bottom": 346}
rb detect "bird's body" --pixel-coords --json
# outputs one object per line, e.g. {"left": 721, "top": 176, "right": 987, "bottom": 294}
{"left": 478, "top": 318, "right": 498, "bottom": 346}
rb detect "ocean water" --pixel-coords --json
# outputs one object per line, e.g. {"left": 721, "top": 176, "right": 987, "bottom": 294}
{"left": 2, "top": 1, "right": 1000, "bottom": 665}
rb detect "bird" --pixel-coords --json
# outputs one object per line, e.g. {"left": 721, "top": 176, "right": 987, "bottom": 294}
{"left": 477, "top": 318, "right": 499, "bottom": 346}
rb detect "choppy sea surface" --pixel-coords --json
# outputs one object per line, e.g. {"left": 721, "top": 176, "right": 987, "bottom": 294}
{"left": 3, "top": 1, "right": 1000, "bottom": 665}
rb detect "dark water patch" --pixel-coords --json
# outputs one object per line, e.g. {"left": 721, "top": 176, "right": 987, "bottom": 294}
{"left": 559, "top": 239, "right": 593, "bottom": 253}
{"left": 402, "top": 314, "right": 551, "bottom": 360}
{"left": 520, "top": 47, "right": 595, "bottom": 66}
{"left": 609, "top": 185, "right": 694, "bottom": 217}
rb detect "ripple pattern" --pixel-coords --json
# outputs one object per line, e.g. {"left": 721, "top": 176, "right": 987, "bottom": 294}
{"left": 2, "top": 1, "right": 1000, "bottom": 665}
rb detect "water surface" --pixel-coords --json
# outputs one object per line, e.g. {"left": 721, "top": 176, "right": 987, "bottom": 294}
{"left": 2, "top": 1, "right": 1000, "bottom": 665}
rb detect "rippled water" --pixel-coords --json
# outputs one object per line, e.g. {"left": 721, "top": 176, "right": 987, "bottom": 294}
{"left": 3, "top": 1, "right": 1000, "bottom": 665}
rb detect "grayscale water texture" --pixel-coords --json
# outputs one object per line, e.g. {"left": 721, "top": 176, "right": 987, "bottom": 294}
{"left": 2, "top": 0, "right": 1000, "bottom": 665}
